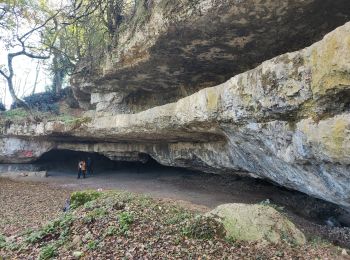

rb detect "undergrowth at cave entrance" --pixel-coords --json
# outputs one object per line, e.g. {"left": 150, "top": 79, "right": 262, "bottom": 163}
{"left": 0, "top": 190, "right": 345, "bottom": 259}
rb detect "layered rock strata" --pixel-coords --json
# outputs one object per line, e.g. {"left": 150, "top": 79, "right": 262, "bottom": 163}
{"left": 72, "top": 0, "right": 350, "bottom": 113}
{"left": 1, "top": 22, "right": 350, "bottom": 210}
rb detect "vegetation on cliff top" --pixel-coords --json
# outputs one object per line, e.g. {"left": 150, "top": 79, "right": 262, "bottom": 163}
{"left": 0, "top": 0, "right": 136, "bottom": 113}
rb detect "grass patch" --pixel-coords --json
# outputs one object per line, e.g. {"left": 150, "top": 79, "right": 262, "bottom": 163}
{"left": 87, "top": 240, "right": 99, "bottom": 251}
{"left": 39, "top": 243, "right": 57, "bottom": 260}
{"left": 70, "top": 191, "right": 102, "bottom": 209}
{"left": 118, "top": 212, "right": 134, "bottom": 235}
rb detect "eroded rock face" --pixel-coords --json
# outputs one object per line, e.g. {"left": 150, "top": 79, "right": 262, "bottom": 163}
{"left": 1, "top": 22, "right": 350, "bottom": 210}
{"left": 71, "top": 0, "right": 350, "bottom": 112}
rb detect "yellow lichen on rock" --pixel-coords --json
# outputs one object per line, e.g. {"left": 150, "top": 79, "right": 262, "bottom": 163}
{"left": 206, "top": 88, "right": 220, "bottom": 111}
{"left": 297, "top": 114, "right": 350, "bottom": 163}
{"left": 309, "top": 23, "right": 350, "bottom": 97}
{"left": 330, "top": 119, "right": 348, "bottom": 157}
{"left": 208, "top": 203, "right": 306, "bottom": 245}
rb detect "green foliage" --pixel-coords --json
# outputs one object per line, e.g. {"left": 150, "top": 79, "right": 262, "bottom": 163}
{"left": 118, "top": 212, "right": 134, "bottom": 234}
{"left": 25, "top": 230, "right": 44, "bottom": 244}
{"left": 87, "top": 240, "right": 98, "bottom": 251}
{"left": 2, "top": 108, "right": 28, "bottom": 119}
{"left": 83, "top": 208, "right": 108, "bottom": 224}
{"left": 0, "top": 234, "right": 6, "bottom": 249}
{"left": 70, "top": 191, "right": 102, "bottom": 209}
{"left": 39, "top": 244, "right": 57, "bottom": 260}
{"left": 181, "top": 215, "right": 225, "bottom": 240}
{"left": 165, "top": 209, "right": 192, "bottom": 225}
{"left": 105, "top": 226, "right": 118, "bottom": 237}
{"left": 25, "top": 214, "right": 74, "bottom": 245}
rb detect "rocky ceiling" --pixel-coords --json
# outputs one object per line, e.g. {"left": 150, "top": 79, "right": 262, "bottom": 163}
{"left": 72, "top": 0, "right": 350, "bottom": 112}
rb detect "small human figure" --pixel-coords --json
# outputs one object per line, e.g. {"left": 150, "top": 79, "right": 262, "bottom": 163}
{"left": 82, "top": 160, "right": 86, "bottom": 178}
{"left": 87, "top": 157, "right": 93, "bottom": 176}
{"left": 77, "top": 160, "right": 86, "bottom": 179}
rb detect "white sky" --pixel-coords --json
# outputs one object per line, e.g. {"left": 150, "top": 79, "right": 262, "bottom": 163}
{"left": 0, "top": 52, "right": 51, "bottom": 108}
{"left": 0, "top": 0, "right": 64, "bottom": 109}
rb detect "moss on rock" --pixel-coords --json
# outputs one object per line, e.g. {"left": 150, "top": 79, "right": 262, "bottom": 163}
{"left": 208, "top": 203, "right": 306, "bottom": 245}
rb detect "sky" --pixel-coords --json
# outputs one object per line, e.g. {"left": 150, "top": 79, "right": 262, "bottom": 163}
{"left": 0, "top": 51, "right": 51, "bottom": 108}
{"left": 0, "top": 0, "right": 63, "bottom": 109}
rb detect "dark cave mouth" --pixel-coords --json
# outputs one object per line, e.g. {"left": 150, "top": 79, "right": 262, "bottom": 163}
{"left": 34, "top": 149, "right": 165, "bottom": 172}
{"left": 24, "top": 149, "right": 350, "bottom": 228}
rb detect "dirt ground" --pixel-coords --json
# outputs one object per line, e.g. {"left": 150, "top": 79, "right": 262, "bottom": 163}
{"left": 1, "top": 164, "right": 349, "bottom": 249}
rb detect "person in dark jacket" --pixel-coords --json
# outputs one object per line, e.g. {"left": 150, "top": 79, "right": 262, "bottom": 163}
{"left": 87, "top": 157, "right": 93, "bottom": 176}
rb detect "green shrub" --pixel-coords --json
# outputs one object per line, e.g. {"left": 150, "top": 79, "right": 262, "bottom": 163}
{"left": 165, "top": 209, "right": 192, "bottom": 225}
{"left": 83, "top": 208, "right": 108, "bottom": 224}
{"left": 70, "top": 191, "right": 102, "bottom": 209}
{"left": 3, "top": 108, "right": 28, "bottom": 119}
{"left": 0, "top": 234, "right": 6, "bottom": 249}
{"left": 105, "top": 226, "right": 118, "bottom": 236}
{"left": 87, "top": 240, "right": 98, "bottom": 250}
{"left": 25, "top": 230, "right": 44, "bottom": 244}
{"left": 39, "top": 244, "right": 57, "bottom": 260}
{"left": 181, "top": 215, "right": 225, "bottom": 240}
{"left": 25, "top": 214, "right": 74, "bottom": 244}
{"left": 118, "top": 212, "right": 134, "bottom": 234}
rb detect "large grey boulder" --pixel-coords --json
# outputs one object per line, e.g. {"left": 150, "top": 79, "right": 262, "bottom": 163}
{"left": 208, "top": 203, "right": 306, "bottom": 245}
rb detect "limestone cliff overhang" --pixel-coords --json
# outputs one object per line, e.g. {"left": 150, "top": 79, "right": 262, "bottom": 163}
{"left": 71, "top": 0, "right": 350, "bottom": 111}
{"left": 2, "top": 22, "right": 350, "bottom": 210}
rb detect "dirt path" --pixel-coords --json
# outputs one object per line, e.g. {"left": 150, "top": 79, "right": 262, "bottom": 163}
{"left": 2, "top": 165, "right": 350, "bottom": 248}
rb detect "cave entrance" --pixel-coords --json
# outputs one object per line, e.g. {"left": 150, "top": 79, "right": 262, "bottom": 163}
{"left": 34, "top": 149, "right": 180, "bottom": 177}
{"left": 32, "top": 149, "right": 350, "bottom": 236}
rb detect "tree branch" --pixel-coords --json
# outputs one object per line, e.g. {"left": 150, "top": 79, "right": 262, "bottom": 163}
{"left": 19, "top": 10, "right": 61, "bottom": 42}
{"left": 0, "top": 69, "right": 9, "bottom": 80}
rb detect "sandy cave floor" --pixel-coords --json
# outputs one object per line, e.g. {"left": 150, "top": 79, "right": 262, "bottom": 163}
{"left": 0, "top": 165, "right": 349, "bottom": 249}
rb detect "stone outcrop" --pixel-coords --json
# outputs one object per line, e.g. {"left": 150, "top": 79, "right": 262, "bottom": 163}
{"left": 1, "top": 21, "right": 350, "bottom": 210}
{"left": 72, "top": 0, "right": 350, "bottom": 113}
{"left": 208, "top": 203, "right": 306, "bottom": 244}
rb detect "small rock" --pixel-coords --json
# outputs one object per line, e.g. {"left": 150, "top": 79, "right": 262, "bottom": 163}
{"left": 113, "top": 201, "right": 125, "bottom": 210}
{"left": 72, "top": 235, "right": 82, "bottom": 247}
{"left": 73, "top": 251, "right": 83, "bottom": 259}
{"left": 342, "top": 249, "right": 348, "bottom": 256}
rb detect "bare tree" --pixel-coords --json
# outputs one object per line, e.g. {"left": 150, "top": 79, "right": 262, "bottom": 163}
{"left": 0, "top": 4, "right": 60, "bottom": 113}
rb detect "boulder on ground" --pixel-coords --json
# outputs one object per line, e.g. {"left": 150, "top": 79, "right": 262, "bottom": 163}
{"left": 208, "top": 203, "right": 306, "bottom": 245}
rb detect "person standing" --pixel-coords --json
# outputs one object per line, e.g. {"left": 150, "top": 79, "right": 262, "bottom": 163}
{"left": 81, "top": 160, "right": 87, "bottom": 178}
{"left": 77, "top": 160, "right": 86, "bottom": 179}
{"left": 87, "top": 157, "right": 93, "bottom": 176}
{"left": 77, "top": 160, "right": 83, "bottom": 179}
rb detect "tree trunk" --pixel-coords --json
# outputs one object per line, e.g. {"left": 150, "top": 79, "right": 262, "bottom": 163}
{"left": 7, "top": 74, "right": 33, "bottom": 118}
{"left": 52, "top": 50, "right": 64, "bottom": 95}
